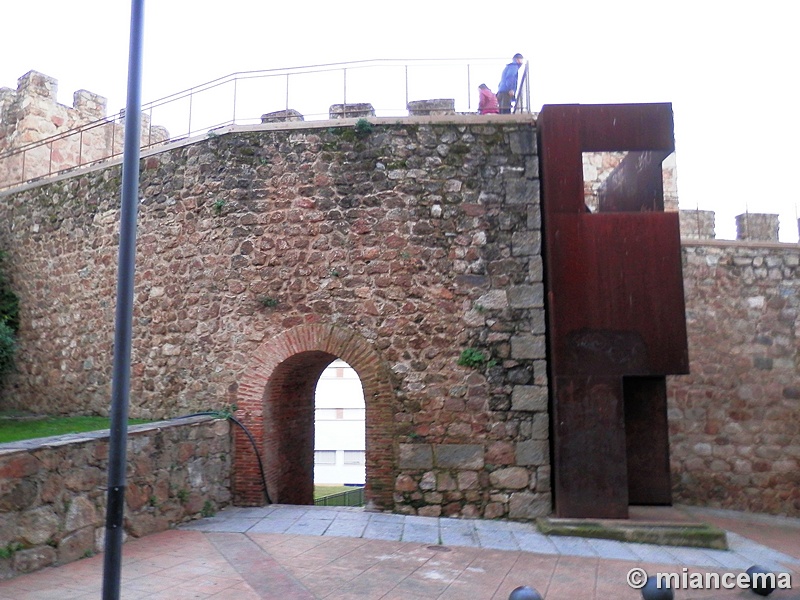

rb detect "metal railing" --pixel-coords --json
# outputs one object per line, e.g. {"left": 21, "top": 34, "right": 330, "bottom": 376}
{"left": 0, "top": 58, "right": 532, "bottom": 190}
{"left": 513, "top": 62, "right": 531, "bottom": 114}
{"left": 314, "top": 486, "right": 365, "bottom": 507}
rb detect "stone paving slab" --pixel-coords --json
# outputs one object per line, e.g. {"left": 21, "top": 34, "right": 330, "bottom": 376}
{"left": 176, "top": 504, "right": 800, "bottom": 574}
{"left": 401, "top": 523, "right": 440, "bottom": 544}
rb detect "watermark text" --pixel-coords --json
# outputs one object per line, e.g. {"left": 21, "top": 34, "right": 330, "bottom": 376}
{"left": 626, "top": 567, "right": 793, "bottom": 591}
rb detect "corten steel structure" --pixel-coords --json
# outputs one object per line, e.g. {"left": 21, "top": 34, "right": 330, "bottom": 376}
{"left": 538, "top": 103, "right": 689, "bottom": 519}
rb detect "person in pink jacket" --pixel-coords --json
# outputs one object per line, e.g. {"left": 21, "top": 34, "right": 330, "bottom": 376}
{"left": 478, "top": 83, "right": 500, "bottom": 114}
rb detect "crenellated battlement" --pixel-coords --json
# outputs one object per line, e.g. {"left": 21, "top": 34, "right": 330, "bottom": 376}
{"left": 0, "top": 71, "right": 108, "bottom": 143}
{"left": 0, "top": 70, "right": 167, "bottom": 185}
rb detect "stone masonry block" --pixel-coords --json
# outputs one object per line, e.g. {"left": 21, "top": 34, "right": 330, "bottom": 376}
{"left": 398, "top": 444, "right": 433, "bottom": 470}
{"left": 12, "top": 546, "right": 56, "bottom": 574}
{"left": 525, "top": 155, "right": 540, "bottom": 179}
{"left": 527, "top": 202, "right": 542, "bottom": 229}
{"left": 507, "top": 284, "right": 544, "bottom": 308}
{"left": 511, "top": 230, "right": 541, "bottom": 256}
{"left": 18, "top": 506, "right": 60, "bottom": 545}
{"left": 510, "top": 335, "right": 546, "bottom": 360}
{"left": 509, "top": 130, "right": 537, "bottom": 156}
{"left": 506, "top": 177, "right": 539, "bottom": 205}
{"left": 530, "top": 311, "right": 546, "bottom": 335}
{"left": 508, "top": 492, "right": 551, "bottom": 519}
{"left": 476, "top": 290, "right": 508, "bottom": 310}
{"left": 489, "top": 467, "right": 530, "bottom": 490}
{"left": 64, "top": 496, "right": 97, "bottom": 533}
{"left": 434, "top": 444, "right": 484, "bottom": 470}
{"left": 511, "top": 386, "right": 547, "bottom": 412}
{"left": 516, "top": 439, "right": 550, "bottom": 466}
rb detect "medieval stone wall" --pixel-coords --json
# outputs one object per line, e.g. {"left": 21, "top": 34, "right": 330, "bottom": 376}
{"left": 0, "top": 117, "right": 550, "bottom": 520}
{"left": 668, "top": 241, "right": 799, "bottom": 516}
{"left": 0, "top": 119, "right": 797, "bottom": 518}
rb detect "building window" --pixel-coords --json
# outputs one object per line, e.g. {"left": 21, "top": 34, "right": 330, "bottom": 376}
{"left": 314, "top": 450, "right": 336, "bottom": 465}
{"left": 343, "top": 450, "right": 365, "bottom": 465}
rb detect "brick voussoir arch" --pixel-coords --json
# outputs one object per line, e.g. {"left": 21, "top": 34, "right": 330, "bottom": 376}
{"left": 234, "top": 323, "right": 396, "bottom": 509}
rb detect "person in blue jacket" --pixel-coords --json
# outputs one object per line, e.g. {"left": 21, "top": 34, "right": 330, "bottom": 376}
{"left": 497, "top": 53, "right": 524, "bottom": 114}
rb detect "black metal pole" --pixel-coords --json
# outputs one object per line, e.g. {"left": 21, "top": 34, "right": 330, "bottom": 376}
{"left": 102, "top": 1, "right": 145, "bottom": 598}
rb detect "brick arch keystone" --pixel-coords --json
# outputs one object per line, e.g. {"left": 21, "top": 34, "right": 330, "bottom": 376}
{"left": 233, "top": 323, "right": 396, "bottom": 509}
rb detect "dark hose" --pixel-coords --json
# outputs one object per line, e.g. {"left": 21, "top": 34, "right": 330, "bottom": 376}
{"left": 173, "top": 411, "right": 271, "bottom": 504}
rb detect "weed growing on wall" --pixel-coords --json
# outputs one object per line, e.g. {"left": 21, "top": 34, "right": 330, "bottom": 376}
{"left": 0, "top": 252, "right": 19, "bottom": 383}
{"left": 0, "top": 323, "right": 17, "bottom": 383}
{"left": 354, "top": 118, "right": 373, "bottom": 136}
{"left": 457, "top": 348, "right": 496, "bottom": 369}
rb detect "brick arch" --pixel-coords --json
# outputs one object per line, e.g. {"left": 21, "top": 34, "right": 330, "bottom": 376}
{"left": 233, "top": 323, "right": 396, "bottom": 509}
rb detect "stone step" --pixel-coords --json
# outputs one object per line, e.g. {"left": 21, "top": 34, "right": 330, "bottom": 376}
{"left": 536, "top": 516, "right": 728, "bottom": 550}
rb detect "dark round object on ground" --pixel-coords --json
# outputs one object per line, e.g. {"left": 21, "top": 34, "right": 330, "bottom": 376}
{"left": 508, "top": 585, "right": 544, "bottom": 600}
{"left": 746, "top": 565, "right": 775, "bottom": 596}
{"left": 641, "top": 575, "right": 674, "bottom": 600}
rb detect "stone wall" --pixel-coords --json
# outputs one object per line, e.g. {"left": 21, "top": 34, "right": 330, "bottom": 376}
{"left": 582, "top": 151, "right": 679, "bottom": 212}
{"left": 0, "top": 71, "right": 167, "bottom": 189}
{"left": 680, "top": 209, "right": 716, "bottom": 239}
{"left": 0, "top": 416, "right": 231, "bottom": 579}
{"left": 0, "top": 117, "right": 797, "bottom": 519}
{"left": 736, "top": 213, "right": 780, "bottom": 242}
{"left": 0, "top": 117, "right": 550, "bottom": 520}
{"left": 668, "top": 241, "right": 800, "bottom": 516}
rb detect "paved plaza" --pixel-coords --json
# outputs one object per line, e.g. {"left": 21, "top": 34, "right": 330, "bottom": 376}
{"left": 0, "top": 504, "right": 797, "bottom": 599}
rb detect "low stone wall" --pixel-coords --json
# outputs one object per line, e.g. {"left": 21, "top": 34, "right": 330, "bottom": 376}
{"left": 0, "top": 415, "right": 231, "bottom": 579}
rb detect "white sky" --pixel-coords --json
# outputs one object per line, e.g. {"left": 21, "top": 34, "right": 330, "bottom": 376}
{"left": 2, "top": 0, "right": 798, "bottom": 242}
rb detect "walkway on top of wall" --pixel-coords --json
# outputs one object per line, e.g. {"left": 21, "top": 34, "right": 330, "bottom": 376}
{"left": 0, "top": 113, "right": 538, "bottom": 196}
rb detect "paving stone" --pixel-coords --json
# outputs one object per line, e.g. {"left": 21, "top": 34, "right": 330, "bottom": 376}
{"left": 363, "top": 521, "right": 404, "bottom": 541}
{"left": 179, "top": 517, "right": 260, "bottom": 533}
{"left": 547, "top": 535, "right": 599, "bottom": 558}
{"left": 511, "top": 529, "right": 559, "bottom": 555}
{"left": 285, "top": 519, "right": 333, "bottom": 536}
{"left": 474, "top": 529, "right": 519, "bottom": 551}
{"left": 401, "top": 524, "right": 440, "bottom": 544}
{"left": 323, "top": 519, "right": 368, "bottom": 539}
{"left": 625, "top": 542, "right": 681, "bottom": 565}
{"left": 585, "top": 537, "right": 641, "bottom": 562}
{"left": 247, "top": 518, "right": 297, "bottom": 534}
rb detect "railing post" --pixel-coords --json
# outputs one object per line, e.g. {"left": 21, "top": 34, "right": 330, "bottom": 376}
{"left": 285, "top": 74, "right": 290, "bottom": 112}
{"left": 466, "top": 64, "right": 472, "bottom": 111}
{"left": 232, "top": 77, "right": 237, "bottom": 126}
{"left": 343, "top": 68, "right": 347, "bottom": 108}
{"left": 78, "top": 130, "right": 84, "bottom": 166}
{"left": 405, "top": 65, "right": 409, "bottom": 111}
{"left": 525, "top": 62, "right": 531, "bottom": 112}
{"left": 187, "top": 90, "right": 193, "bottom": 138}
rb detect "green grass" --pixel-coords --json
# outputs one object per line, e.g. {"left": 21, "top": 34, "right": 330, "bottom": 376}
{"left": 0, "top": 415, "right": 152, "bottom": 444}
{"left": 313, "top": 485, "right": 352, "bottom": 499}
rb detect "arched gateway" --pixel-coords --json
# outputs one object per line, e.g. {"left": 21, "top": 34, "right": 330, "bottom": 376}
{"left": 233, "top": 323, "right": 395, "bottom": 509}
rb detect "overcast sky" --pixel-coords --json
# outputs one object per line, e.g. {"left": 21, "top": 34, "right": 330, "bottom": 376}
{"left": 2, "top": 0, "right": 798, "bottom": 242}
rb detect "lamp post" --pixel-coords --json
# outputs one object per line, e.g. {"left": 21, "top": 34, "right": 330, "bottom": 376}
{"left": 101, "top": 0, "right": 145, "bottom": 598}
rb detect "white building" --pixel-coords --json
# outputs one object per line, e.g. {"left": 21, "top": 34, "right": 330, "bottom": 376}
{"left": 313, "top": 359, "right": 366, "bottom": 485}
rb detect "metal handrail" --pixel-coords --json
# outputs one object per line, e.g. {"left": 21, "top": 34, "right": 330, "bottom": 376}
{"left": 513, "top": 62, "right": 531, "bottom": 114}
{"left": 0, "top": 58, "right": 532, "bottom": 190}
